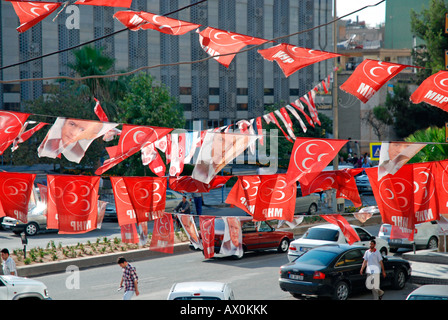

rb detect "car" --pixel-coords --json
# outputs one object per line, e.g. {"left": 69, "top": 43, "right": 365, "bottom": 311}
{"left": 0, "top": 275, "right": 51, "bottom": 300}
{"left": 406, "top": 285, "right": 448, "bottom": 300}
{"left": 296, "top": 185, "right": 320, "bottom": 215}
{"left": 279, "top": 244, "right": 411, "bottom": 300}
{"left": 355, "top": 172, "right": 372, "bottom": 193}
{"left": 378, "top": 221, "right": 439, "bottom": 252}
{"left": 167, "top": 281, "right": 235, "bottom": 300}
{"left": 103, "top": 202, "right": 118, "bottom": 222}
{"left": 287, "top": 223, "right": 389, "bottom": 262}
{"left": 196, "top": 217, "right": 294, "bottom": 259}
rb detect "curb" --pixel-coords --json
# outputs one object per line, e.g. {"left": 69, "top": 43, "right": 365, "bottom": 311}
{"left": 17, "top": 242, "right": 191, "bottom": 278}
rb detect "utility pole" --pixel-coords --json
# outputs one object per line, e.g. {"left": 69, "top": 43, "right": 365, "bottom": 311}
{"left": 332, "top": 0, "right": 339, "bottom": 213}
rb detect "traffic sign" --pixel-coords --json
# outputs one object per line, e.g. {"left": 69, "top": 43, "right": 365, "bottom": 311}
{"left": 370, "top": 142, "right": 382, "bottom": 161}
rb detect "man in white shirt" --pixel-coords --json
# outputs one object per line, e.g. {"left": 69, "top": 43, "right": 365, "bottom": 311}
{"left": 360, "top": 240, "right": 386, "bottom": 300}
{"left": 1, "top": 249, "right": 18, "bottom": 276}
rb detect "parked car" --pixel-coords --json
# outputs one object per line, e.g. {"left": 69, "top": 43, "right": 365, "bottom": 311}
{"left": 195, "top": 217, "right": 294, "bottom": 259}
{"left": 378, "top": 221, "right": 439, "bottom": 252}
{"left": 355, "top": 172, "right": 372, "bottom": 193}
{"left": 296, "top": 185, "right": 320, "bottom": 215}
{"left": 103, "top": 202, "right": 118, "bottom": 222}
{"left": 166, "top": 189, "right": 193, "bottom": 212}
{"left": 406, "top": 285, "right": 448, "bottom": 300}
{"left": 287, "top": 223, "right": 389, "bottom": 262}
{"left": 167, "top": 281, "right": 235, "bottom": 300}
{"left": 279, "top": 244, "right": 411, "bottom": 300}
{"left": 0, "top": 275, "right": 51, "bottom": 300}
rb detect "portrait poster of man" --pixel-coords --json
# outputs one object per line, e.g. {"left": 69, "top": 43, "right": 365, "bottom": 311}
{"left": 219, "top": 217, "right": 243, "bottom": 257}
{"left": 192, "top": 132, "right": 258, "bottom": 184}
{"left": 38, "top": 117, "right": 118, "bottom": 163}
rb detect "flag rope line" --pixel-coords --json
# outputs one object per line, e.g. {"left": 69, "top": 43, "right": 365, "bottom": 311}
{"left": 0, "top": 0, "right": 386, "bottom": 82}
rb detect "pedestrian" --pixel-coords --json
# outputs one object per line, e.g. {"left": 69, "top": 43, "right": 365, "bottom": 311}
{"left": 174, "top": 195, "right": 191, "bottom": 215}
{"left": 117, "top": 257, "right": 139, "bottom": 300}
{"left": 1, "top": 248, "right": 18, "bottom": 276}
{"left": 192, "top": 192, "right": 203, "bottom": 215}
{"left": 360, "top": 240, "right": 386, "bottom": 300}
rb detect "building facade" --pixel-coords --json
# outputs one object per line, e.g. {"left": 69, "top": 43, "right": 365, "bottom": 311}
{"left": 0, "top": 0, "right": 335, "bottom": 131}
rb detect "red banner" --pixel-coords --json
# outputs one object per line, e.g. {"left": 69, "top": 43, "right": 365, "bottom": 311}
{"left": 340, "top": 59, "right": 408, "bottom": 103}
{"left": 258, "top": 43, "right": 340, "bottom": 77}
{"left": 321, "top": 214, "right": 361, "bottom": 245}
{"left": 0, "top": 172, "right": 36, "bottom": 223}
{"left": 286, "top": 138, "right": 348, "bottom": 186}
{"left": 47, "top": 175, "right": 100, "bottom": 234}
{"left": 95, "top": 125, "right": 172, "bottom": 175}
{"left": 114, "top": 10, "right": 201, "bottom": 34}
{"left": 199, "top": 216, "right": 215, "bottom": 259}
{"left": 410, "top": 70, "right": 448, "bottom": 112}
{"left": 226, "top": 174, "right": 296, "bottom": 221}
{"left": 150, "top": 213, "right": 174, "bottom": 254}
{"left": 301, "top": 168, "right": 363, "bottom": 208}
{"left": 198, "top": 27, "right": 266, "bottom": 67}
{"left": 110, "top": 177, "right": 136, "bottom": 226}
{"left": 75, "top": 0, "right": 132, "bottom": 8}
{"left": 169, "top": 176, "right": 231, "bottom": 193}
{"left": 0, "top": 111, "right": 30, "bottom": 155}
{"left": 120, "top": 224, "right": 139, "bottom": 244}
{"left": 122, "top": 176, "right": 167, "bottom": 223}
{"left": 10, "top": 1, "right": 61, "bottom": 33}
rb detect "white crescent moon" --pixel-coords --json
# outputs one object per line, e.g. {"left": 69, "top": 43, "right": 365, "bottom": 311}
{"left": 249, "top": 187, "right": 258, "bottom": 197}
{"left": 242, "top": 180, "right": 250, "bottom": 190}
{"left": 81, "top": 199, "right": 91, "bottom": 212}
{"left": 370, "top": 67, "right": 383, "bottom": 77}
{"left": 385, "top": 188, "right": 394, "bottom": 200}
{"left": 302, "top": 157, "right": 314, "bottom": 170}
{"left": 153, "top": 193, "right": 162, "bottom": 202}
{"left": 275, "top": 191, "right": 285, "bottom": 200}
{"left": 8, "top": 186, "right": 18, "bottom": 196}
{"left": 395, "top": 182, "right": 406, "bottom": 194}
{"left": 440, "top": 78, "right": 448, "bottom": 87}
{"left": 139, "top": 188, "right": 149, "bottom": 199}
{"left": 387, "top": 66, "right": 398, "bottom": 74}
{"left": 81, "top": 185, "right": 90, "bottom": 197}
{"left": 305, "top": 143, "right": 318, "bottom": 155}
{"left": 68, "top": 192, "right": 78, "bottom": 204}
{"left": 414, "top": 181, "right": 419, "bottom": 193}
{"left": 133, "top": 131, "right": 146, "bottom": 144}
{"left": 317, "top": 153, "right": 329, "bottom": 161}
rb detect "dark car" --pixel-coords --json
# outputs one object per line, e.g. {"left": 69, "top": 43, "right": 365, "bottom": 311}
{"left": 279, "top": 244, "right": 411, "bottom": 300}
{"left": 194, "top": 217, "right": 294, "bottom": 259}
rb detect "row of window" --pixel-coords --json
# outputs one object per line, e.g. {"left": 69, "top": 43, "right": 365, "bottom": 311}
{"left": 180, "top": 87, "right": 302, "bottom": 96}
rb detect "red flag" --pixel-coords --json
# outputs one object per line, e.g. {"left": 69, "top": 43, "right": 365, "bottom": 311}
{"left": 410, "top": 70, "right": 448, "bottom": 112}
{"left": 47, "top": 175, "right": 100, "bottom": 234}
{"left": 0, "top": 111, "right": 30, "bottom": 154}
{"left": 150, "top": 213, "right": 174, "bottom": 254}
{"left": 198, "top": 27, "right": 267, "bottom": 67}
{"left": 12, "top": 122, "right": 48, "bottom": 152}
{"left": 93, "top": 98, "right": 108, "bottom": 122}
{"left": 285, "top": 105, "right": 307, "bottom": 133}
{"left": 340, "top": 59, "right": 409, "bottom": 103}
{"left": 291, "top": 100, "right": 314, "bottom": 127}
{"left": 255, "top": 117, "right": 264, "bottom": 145}
{"left": 286, "top": 138, "right": 348, "bottom": 186}
{"left": 275, "top": 108, "right": 296, "bottom": 141}
{"left": 263, "top": 112, "right": 294, "bottom": 143}
{"left": 114, "top": 10, "right": 201, "bottom": 34}
{"left": 199, "top": 216, "right": 215, "bottom": 259}
{"left": 95, "top": 125, "right": 173, "bottom": 175}
{"left": 435, "top": 160, "right": 448, "bottom": 215}
{"left": 301, "top": 168, "right": 363, "bottom": 208}
{"left": 321, "top": 214, "right": 361, "bottom": 245}
{"left": 141, "top": 142, "right": 166, "bottom": 177}
{"left": 110, "top": 177, "right": 137, "bottom": 226}
{"left": 258, "top": 43, "right": 341, "bottom": 77}
{"left": 169, "top": 176, "right": 231, "bottom": 193}
{"left": 75, "top": 0, "right": 132, "bottom": 8}
{"left": 122, "top": 176, "right": 167, "bottom": 223}
{"left": 121, "top": 224, "right": 139, "bottom": 244}
{"left": 0, "top": 172, "right": 36, "bottom": 223}
{"left": 299, "top": 92, "right": 320, "bottom": 126}
{"left": 226, "top": 174, "right": 296, "bottom": 221}
{"left": 10, "top": 1, "right": 61, "bottom": 33}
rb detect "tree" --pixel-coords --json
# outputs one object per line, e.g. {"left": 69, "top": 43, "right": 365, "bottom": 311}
{"left": 410, "top": 0, "right": 448, "bottom": 84}
{"left": 405, "top": 126, "right": 448, "bottom": 163}
{"left": 372, "top": 83, "right": 448, "bottom": 138}
{"left": 110, "top": 72, "right": 185, "bottom": 176}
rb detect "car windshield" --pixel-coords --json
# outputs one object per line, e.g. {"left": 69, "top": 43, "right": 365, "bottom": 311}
{"left": 407, "top": 295, "right": 448, "bottom": 300}
{"left": 295, "top": 249, "right": 338, "bottom": 266}
{"left": 303, "top": 228, "right": 339, "bottom": 241}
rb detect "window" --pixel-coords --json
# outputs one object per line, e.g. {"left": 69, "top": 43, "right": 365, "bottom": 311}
{"left": 355, "top": 228, "right": 373, "bottom": 242}
{"left": 303, "top": 228, "right": 339, "bottom": 242}
{"left": 335, "top": 250, "right": 364, "bottom": 267}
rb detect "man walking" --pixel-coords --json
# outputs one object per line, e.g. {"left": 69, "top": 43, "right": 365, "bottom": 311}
{"left": 360, "top": 240, "right": 386, "bottom": 300}
{"left": 117, "top": 257, "right": 139, "bottom": 300}
{"left": 1, "top": 248, "right": 18, "bottom": 276}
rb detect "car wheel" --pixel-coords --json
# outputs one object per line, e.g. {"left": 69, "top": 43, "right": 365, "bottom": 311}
{"left": 308, "top": 203, "right": 318, "bottom": 215}
{"left": 392, "top": 268, "right": 406, "bottom": 290}
{"left": 427, "top": 236, "right": 438, "bottom": 250}
{"left": 277, "top": 238, "right": 290, "bottom": 253}
{"left": 25, "top": 222, "right": 39, "bottom": 236}
{"left": 333, "top": 281, "right": 350, "bottom": 300}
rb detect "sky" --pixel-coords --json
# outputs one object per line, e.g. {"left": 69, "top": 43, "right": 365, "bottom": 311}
{"left": 336, "top": 0, "right": 386, "bottom": 27}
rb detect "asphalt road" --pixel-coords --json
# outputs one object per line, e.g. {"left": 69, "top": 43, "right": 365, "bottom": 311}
{"left": 30, "top": 243, "right": 419, "bottom": 301}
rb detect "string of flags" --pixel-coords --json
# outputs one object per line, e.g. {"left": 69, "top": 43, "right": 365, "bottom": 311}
{"left": 3, "top": 2, "right": 448, "bottom": 257}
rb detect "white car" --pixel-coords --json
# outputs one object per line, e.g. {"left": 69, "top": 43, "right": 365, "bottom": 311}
{"left": 0, "top": 275, "right": 51, "bottom": 300}
{"left": 378, "top": 221, "right": 439, "bottom": 252}
{"left": 287, "top": 223, "right": 389, "bottom": 262}
{"left": 167, "top": 281, "right": 235, "bottom": 300}
{"left": 406, "top": 285, "right": 448, "bottom": 300}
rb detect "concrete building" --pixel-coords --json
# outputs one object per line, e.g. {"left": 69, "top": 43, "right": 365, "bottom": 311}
{"left": 0, "top": 0, "right": 335, "bottom": 132}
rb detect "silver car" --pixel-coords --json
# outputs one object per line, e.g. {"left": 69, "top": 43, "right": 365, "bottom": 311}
{"left": 295, "top": 186, "right": 320, "bottom": 215}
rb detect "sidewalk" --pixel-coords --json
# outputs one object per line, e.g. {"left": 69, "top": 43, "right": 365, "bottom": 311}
{"left": 402, "top": 250, "right": 448, "bottom": 285}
